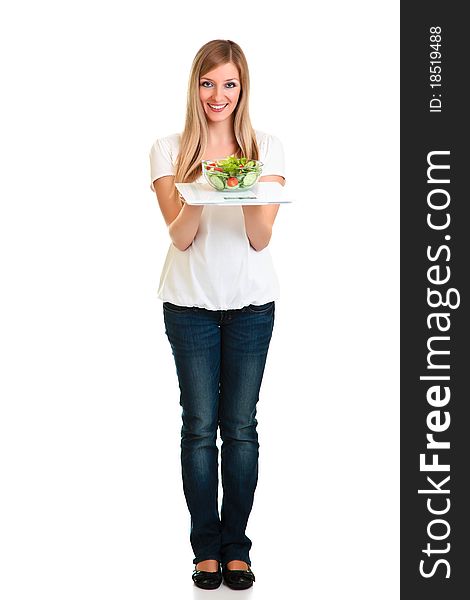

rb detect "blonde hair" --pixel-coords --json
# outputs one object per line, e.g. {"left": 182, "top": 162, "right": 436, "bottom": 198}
{"left": 174, "top": 39, "right": 259, "bottom": 187}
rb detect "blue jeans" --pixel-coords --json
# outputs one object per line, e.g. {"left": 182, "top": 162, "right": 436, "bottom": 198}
{"left": 163, "top": 300, "right": 275, "bottom": 567}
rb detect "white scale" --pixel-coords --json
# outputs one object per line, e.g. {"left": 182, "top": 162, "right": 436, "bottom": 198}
{"left": 175, "top": 182, "right": 293, "bottom": 206}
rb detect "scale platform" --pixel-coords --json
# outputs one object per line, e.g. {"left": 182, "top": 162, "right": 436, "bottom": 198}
{"left": 175, "top": 182, "right": 293, "bottom": 206}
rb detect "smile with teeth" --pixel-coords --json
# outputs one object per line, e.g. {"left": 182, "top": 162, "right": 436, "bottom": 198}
{"left": 208, "top": 103, "right": 228, "bottom": 112}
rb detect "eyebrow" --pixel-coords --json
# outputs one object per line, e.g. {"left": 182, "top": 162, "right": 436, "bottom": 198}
{"left": 200, "top": 77, "right": 239, "bottom": 82}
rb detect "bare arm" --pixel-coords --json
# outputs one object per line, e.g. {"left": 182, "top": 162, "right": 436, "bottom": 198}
{"left": 153, "top": 176, "right": 203, "bottom": 251}
{"left": 242, "top": 175, "right": 285, "bottom": 251}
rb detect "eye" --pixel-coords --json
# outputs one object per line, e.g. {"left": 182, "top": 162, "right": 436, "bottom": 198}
{"left": 225, "top": 82, "right": 236, "bottom": 88}
{"left": 200, "top": 81, "right": 213, "bottom": 87}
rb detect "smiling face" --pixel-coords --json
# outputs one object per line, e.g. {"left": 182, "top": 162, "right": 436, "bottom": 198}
{"left": 199, "top": 62, "right": 241, "bottom": 123}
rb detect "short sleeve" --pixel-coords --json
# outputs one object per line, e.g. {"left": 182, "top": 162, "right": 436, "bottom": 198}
{"left": 149, "top": 137, "right": 175, "bottom": 192}
{"left": 260, "top": 134, "right": 286, "bottom": 179}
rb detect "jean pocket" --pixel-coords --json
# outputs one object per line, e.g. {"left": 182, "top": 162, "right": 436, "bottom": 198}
{"left": 163, "top": 302, "right": 193, "bottom": 313}
{"left": 246, "top": 301, "right": 275, "bottom": 314}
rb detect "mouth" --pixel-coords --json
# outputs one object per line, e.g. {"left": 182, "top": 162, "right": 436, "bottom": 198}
{"left": 207, "top": 103, "right": 228, "bottom": 113}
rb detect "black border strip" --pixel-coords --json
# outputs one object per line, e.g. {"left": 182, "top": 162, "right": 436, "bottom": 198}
{"left": 401, "top": 3, "right": 469, "bottom": 597}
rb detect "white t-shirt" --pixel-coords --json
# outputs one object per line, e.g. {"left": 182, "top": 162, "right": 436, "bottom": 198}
{"left": 149, "top": 129, "right": 285, "bottom": 311}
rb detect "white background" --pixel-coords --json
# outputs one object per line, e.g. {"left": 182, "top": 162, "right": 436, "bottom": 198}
{"left": 0, "top": 1, "right": 399, "bottom": 598}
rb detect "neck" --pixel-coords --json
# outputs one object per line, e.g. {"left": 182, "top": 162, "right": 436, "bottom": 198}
{"left": 206, "top": 116, "right": 236, "bottom": 145}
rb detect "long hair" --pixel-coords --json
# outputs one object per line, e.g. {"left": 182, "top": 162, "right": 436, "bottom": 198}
{"left": 174, "top": 40, "right": 259, "bottom": 187}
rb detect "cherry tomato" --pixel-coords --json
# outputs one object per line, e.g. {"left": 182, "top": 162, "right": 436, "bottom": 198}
{"left": 227, "top": 177, "right": 239, "bottom": 187}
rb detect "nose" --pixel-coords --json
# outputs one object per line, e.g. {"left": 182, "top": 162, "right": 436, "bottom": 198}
{"left": 212, "top": 85, "right": 227, "bottom": 103}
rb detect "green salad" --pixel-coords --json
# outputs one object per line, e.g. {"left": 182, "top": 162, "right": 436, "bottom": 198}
{"left": 203, "top": 156, "right": 263, "bottom": 191}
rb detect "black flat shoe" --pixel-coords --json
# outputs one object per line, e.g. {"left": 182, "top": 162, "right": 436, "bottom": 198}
{"left": 192, "top": 564, "right": 222, "bottom": 590}
{"left": 222, "top": 563, "right": 256, "bottom": 590}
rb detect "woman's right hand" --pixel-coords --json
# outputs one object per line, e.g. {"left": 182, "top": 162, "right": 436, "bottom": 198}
{"left": 153, "top": 176, "right": 203, "bottom": 251}
{"left": 168, "top": 202, "right": 204, "bottom": 251}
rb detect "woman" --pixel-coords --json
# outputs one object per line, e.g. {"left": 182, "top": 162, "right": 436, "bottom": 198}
{"left": 149, "top": 39, "right": 286, "bottom": 590}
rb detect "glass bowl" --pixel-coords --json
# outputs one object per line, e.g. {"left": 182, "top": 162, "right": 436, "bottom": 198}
{"left": 202, "top": 157, "right": 263, "bottom": 192}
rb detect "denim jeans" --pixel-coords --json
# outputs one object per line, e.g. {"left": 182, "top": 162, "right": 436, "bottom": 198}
{"left": 163, "top": 300, "right": 275, "bottom": 567}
